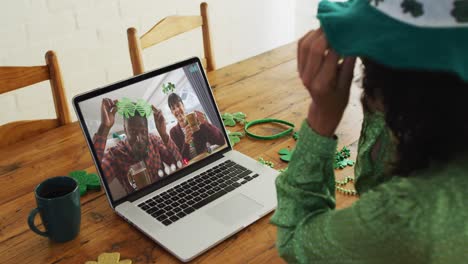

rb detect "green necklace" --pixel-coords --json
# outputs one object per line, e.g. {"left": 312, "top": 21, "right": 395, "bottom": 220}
{"left": 335, "top": 176, "right": 358, "bottom": 196}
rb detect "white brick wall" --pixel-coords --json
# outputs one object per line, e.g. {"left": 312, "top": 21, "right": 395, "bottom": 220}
{"left": 1, "top": 0, "right": 317, "bottom": 125}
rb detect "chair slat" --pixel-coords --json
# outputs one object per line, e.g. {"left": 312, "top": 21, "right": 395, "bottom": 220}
{"left": 0, "top": 66, "right": 49, "bottom": 94}
{"left": 140, "top": 16, "right": 203, "bottom": 49}
{"left": 127, "top": 3, "right": 215, "bottom": 75}
{"left": 0, "top": 50, "right": 71, "bottom": 147}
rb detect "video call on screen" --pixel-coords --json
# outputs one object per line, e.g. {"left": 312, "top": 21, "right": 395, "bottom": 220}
{"left": 79, "top": 63, "right": 227, "bottom": 200}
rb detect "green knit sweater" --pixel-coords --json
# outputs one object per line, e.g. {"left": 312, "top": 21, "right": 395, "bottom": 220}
{"left": 270, "top": 112, "right": 468, "bottom": 263}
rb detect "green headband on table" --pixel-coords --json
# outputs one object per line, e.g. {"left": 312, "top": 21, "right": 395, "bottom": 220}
{"left": 244, "top": 118, "right": 295, "bottom": 140}
{"left": 116, "top": 97, "right": 152, "bottom": 119}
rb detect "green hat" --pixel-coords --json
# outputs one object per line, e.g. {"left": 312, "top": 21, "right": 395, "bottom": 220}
{"left": 317, "top": 0, "right": 468, "bottom": 81}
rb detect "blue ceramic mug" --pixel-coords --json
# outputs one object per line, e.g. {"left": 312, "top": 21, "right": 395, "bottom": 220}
{"left": 28, "top": 176, "right": 81, "bottom": 242}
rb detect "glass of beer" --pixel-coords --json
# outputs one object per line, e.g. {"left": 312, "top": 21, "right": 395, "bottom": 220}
{"left": 185, "top": 112, "right": 200, "bottom": 132}
{"left": 128, "top": 161, "right": 151, "bottom": 190}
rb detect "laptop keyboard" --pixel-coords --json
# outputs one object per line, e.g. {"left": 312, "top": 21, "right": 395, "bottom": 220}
{"left": 137, "top": 159, "right": 259, "bottom": 226}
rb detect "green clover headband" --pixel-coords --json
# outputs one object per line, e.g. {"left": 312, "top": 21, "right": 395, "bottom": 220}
{"left": 162, "top": 82, "right": 176, "bottom": 95}
{"left": 244, "top": 118, "right": 295, "bottom": 140}
{"left": 116, "top": 97, "right": 152, "bottom": 119}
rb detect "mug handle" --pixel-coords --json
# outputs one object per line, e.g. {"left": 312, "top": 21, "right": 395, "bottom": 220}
{"left": 28, "top": 208, "right": 48, "bottom": 237}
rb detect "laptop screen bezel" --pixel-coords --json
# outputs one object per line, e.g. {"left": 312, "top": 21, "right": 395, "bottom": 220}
{"left": 73, "top": 57, "right": 232, "bottom": 208}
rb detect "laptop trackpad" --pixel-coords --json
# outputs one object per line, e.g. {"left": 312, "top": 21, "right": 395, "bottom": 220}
{"left": 206, "top": 194, "right": 263, "bottom": 226}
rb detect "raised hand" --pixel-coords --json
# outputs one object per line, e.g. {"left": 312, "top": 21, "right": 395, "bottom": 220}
{"left": 297, "top": 29, "right": 356, "bottom": 137}
{"left": 97, "top": 98, "right": 117, "bottom": 136}
{"left": 152, "top": 106, "right": 169, "bottom": 143}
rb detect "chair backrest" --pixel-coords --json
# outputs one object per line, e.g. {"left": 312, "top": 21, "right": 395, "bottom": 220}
{"left": 127, "top": 2, "right": 215, "bottom": 76}
{"left": 0, "top": 50, "right": 71, "bottom": 148}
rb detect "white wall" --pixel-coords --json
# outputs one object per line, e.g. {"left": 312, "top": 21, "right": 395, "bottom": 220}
{"left": 1, "top": 0, "right": 319, "bottom": 125}
{"left": 295, "top": 0, "right": 320, "bottom": 38}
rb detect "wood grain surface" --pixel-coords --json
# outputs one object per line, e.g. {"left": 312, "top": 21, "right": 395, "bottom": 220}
{"left": 0, "top": 42, "right": 362, "bottom": 263}
{"left": 0, "top": 51, "right": 71, "bottom": 148}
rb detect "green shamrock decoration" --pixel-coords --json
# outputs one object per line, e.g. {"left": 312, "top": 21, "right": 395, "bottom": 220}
{"left": 334, "top": 146, "right": 355, "bottom": 169}
{"left": 369, "top": 0, "right": 384, "bottom": 6}
{"left": 222, "top": 114, "right": 236, "bottom": 126}
{"left": 258, "top": 157, "right": 274, "bottom": 168}
{"left": 232, "top": 112, "right": 247, "bottom": 124}
{"left": 401, "top": 0, "right": 424, "bottom": 17}
{"left": 293, "top": 131, "right": 299, "bottom": 141}
{"left": 116, "top": 98, "right": 136, "bottom": 119}
{"left": 69, "top": 170, "right": 101, "bottom": 196}
{"left": 116, "top": 98, "right": 153, "bottom": 119}
{"left": 227, "top": 130, "right": 244, "bottom": 146}
{"left": 162, "top": 82, "right": 176, "bottom": 94}
{"left": 278, "top": 148, "right": 295, "bottom": 162}
{"left": 452, "top": 0, "right": 468, "bottom": 22}
{"left": 135, "top": 99, "right": 152, "bottom": 117}
{"left": 222, "top": 112, "right": 247, "bottom": 127}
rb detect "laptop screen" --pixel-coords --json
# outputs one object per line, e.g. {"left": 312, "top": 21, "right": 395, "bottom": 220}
{"left": 76, "top": 60, "right": 229, "bottom": 202}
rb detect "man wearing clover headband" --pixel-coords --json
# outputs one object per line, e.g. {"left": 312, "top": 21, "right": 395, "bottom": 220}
{"left": 93, "top": 98, "right": 182, "bottom": 195}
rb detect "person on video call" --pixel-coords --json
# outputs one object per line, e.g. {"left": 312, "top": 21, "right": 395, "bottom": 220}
{"left": 93, "top": 98, "right": 182, "bottom": 194}
{"left": 167, "top": 93, "right": 225, "bottom": 162}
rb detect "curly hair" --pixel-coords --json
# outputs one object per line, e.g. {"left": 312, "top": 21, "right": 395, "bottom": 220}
{"left": 361, "top": 58, "right": 468, "bottom": 176}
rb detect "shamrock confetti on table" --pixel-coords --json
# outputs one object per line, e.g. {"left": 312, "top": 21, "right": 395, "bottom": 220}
{"left": 222, "top": 112, "right": 247, "bottom": 127}
{"left": 85, "top": 252, "right": 132, "bottom": 264}
{"left": 334, "top": 146, "right": 354, "bottom": 169}
{"left": 258, "top": 157, "right": 274, "bottom": 168}
{"left": 69, "top": 170, "right": 101, "bottom": 196}
{"left": 278, "top": 148, "right": 295, "bottom": 162}
{"left": 293, "top": 131, "right": 299, "bottom": 141}
{"left": 227, "top": 130, "right": 244, "bottom": 146}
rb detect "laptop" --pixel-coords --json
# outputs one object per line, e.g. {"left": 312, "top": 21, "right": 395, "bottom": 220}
{"left": 73, "top": 57, "right": 279, "bottom": 262}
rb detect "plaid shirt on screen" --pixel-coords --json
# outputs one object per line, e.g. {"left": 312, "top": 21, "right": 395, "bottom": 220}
{"left": 93, "top": 133, "right": 182, "bottom": 199}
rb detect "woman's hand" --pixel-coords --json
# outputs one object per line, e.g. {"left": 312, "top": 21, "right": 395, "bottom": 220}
{"left": 298, "top": 29, "right": 356, "bottom": 137}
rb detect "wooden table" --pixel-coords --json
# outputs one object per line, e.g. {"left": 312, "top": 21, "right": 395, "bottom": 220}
{"left": 0, "top": 42, "right": 363, "bottom": 263}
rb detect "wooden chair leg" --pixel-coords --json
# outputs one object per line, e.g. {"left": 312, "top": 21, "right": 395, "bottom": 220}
{"left": 127, "top": 27, "right": 145, "bottom": 76}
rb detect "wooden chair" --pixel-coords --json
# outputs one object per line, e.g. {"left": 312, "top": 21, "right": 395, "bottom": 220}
{"left": 0, "top": 50, "right": 71, "bottom": 148}
{"left": 127, "top": 2, "right": 215, "bottom": 76}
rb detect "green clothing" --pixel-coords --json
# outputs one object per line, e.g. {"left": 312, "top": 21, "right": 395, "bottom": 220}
{"left": 270, "top": 112, "right": 468, "bottom": 263}
{"left": 317, "top": 0, "right": 468, "bottom": 82}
